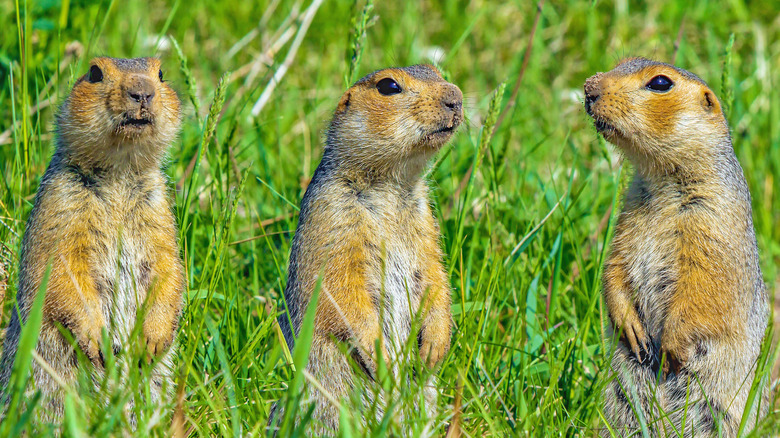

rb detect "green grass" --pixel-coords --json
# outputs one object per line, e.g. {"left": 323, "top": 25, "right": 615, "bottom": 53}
{"left": 1, "top": 0, "right": 779, "bottom": 436}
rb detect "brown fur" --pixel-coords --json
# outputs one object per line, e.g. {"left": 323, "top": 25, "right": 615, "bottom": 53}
{"left": 585, "top": 57, "right": 769, "bottom": 437}
{"left": 269, "top": 65, "right": 462, "bottom": 435}
{"left": 0, "top": 57, "right": 185, "bottom": 425}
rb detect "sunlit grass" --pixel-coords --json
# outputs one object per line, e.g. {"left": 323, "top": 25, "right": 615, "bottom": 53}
{"left": 0, "top": 0, "right": 778, "bottom": 436}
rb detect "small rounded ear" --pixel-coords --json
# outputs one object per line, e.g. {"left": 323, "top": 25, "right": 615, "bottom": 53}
{"left": 335, "top": 92, "right": 351, "bottom": 115}
{"left": 701, "top": 90, "right": 721, "bottom": 114}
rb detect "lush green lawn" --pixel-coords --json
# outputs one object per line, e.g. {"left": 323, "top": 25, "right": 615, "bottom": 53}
{"left": 1, "top": 0, "right": 778, "bottom": 436}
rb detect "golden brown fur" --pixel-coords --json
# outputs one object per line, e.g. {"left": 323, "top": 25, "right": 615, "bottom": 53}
{"left": 270, "top": 65, "right": 462, "bottom": 435}
{"left": 585, "top": 57, "right": 769, "bottom": 437}
{"left": 0, "top": 57, "right": 185, "bottom": 425}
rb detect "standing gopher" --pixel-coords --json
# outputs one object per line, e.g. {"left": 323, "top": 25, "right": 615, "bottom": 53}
{"left": 270, "top": 64, "right": 462, "bottom": 435}
{"left": 0, "top": 57, "right": 185, "bottom": 425}
{"left": 585, "top": 57, "right": 769, "bottom": 437}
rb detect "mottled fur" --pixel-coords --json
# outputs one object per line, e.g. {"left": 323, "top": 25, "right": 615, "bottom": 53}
{"left": 269, "top": 65, "right": 462, "bottom": 435}
{"left": 0, "top": 57, "right": 185, "bottom": 425}
{"left": 585, "top": 58, "right": 769, "bottom": 436}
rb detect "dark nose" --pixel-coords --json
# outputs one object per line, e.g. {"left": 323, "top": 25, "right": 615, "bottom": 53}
{"left": 126, "top": 76, "right": 156, "bottom": 106}
{"left": 584, "top": 93, "right": 599, "bottom": 114}
{"left": 583, "top": 73, "right": 603, "bottom": 114}
{"left": 441, "top": 85, "right": 463, "bottom": 115}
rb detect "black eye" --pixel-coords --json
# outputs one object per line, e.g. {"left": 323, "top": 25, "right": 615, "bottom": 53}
{"left": 158, "top": 69, "right": 164, "bottom": 82}
{"left": 646, "top": 75, "right": 673, "bottom": 92}
{"left": 88, "top": 65, "right": 103, "bottom": 83}
{"left": 376, "top": 78, "right": 402, "bottom": 95}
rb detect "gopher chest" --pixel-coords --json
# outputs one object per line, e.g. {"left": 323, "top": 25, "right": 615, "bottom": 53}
{"left": 616, "top": 198, "right": 681, "bottom": 339}
{"left": 624, "top": 231, "right": 676, "bottom": 338}
{"left": 364, "top": 194, "right": 431, "bottom": 355}
{"left": 92, "top": 184, "right": 164, "bottom": 346}
{"left": 97, "top": 234, "right": 150, "bottom": 343}
{"left": 379, "top": 241, "right": 424, "bottom": 353}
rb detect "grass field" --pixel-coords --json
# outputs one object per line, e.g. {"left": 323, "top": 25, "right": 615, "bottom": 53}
{"left": 1, "top": 0, "right": 779, "bottom": 436}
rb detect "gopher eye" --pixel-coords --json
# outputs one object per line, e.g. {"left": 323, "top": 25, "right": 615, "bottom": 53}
{"left": 376, "top": 78, "right": 402, "bottom": 95}
{"left": 88, "top": 65, "right": 103, "bottom": 83}
{"left": 646, "top": 75, "right": 673, "bottom": 92}
{"left": 158, "top": 69, "right": 164, "bottom": 82}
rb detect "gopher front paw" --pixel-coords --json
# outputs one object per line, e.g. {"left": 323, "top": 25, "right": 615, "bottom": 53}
{"left": 418, "top": 324, "right": 451, "bottom": 368}
{"left": 77, "top": 323, "right": 105, "bottom": 367}
{"left": 618, "top": 312, "right": 652, "bottom": 365}
{"left": 660, "top": 337, "right": 690, "bottom": 378}
{"left": 143, "top": 312, "right": 177, "bottom": 360}
{"left": 143, "top": 327, "right": 175, "bottom": 360}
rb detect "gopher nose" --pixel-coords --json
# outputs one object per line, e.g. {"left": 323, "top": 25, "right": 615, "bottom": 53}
{"left": 126, "top": 76, "right": 156, "bottom": 107}
{"left": 584, "top": 73, "right": 603, "bottom": 114}
{"left": 584, "top": 93, "right": 599, "bottom": 114}
{"left": 441, "top": 84, "right": 463, "bottom": 117}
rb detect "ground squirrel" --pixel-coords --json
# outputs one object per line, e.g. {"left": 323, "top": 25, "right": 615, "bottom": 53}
{"left": 269, "top": 64, "right": 462, "bottom": 434}
{"left": 0, "top": 57, "right": 185, "bottom": 424}
{"left": 585, "top": 57, "right": 769, "bottom": 436}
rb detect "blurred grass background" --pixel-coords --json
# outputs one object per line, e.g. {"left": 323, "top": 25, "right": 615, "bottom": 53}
{"left": 0, "top": 0, "right": 778, "bottom": 436}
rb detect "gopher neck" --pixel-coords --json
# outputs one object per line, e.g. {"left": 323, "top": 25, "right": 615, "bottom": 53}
{"left": 56, "top": 134, "right": 164, "bottom": 173}
{"left": 323, "top": 148, "right": 431, "bottom": 189}
{"left": 629, "top": 144, "right": 751, "bottom": 218}
{"left": 333, "top": 166, "right": 426, "bottom": 201}
{"left": 53, "top": 149, "right": 161, "bottom": 187}
{"left": 629, "top": 133, "right": 737, "bottom": 183}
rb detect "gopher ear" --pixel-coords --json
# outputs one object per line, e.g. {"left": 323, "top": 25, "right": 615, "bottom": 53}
{"left": 701, "top": 90, "right": 721, "bottom": 114}
{"left": 335, "top": 92, "right": 351, "bottom": 115}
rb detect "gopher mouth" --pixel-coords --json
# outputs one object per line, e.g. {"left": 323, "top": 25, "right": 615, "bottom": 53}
{"left": 119, "top": 116, "right": 153, "bottom": 130}
{"left": 431, "top": 125, "right": 455, "bottom": 135}
{"left": 586, "top": 101, "right": 619, "bottom": 139}
{"left": 429, "top": 114, "right": 462, "bottom": 137}
{"left": 594, "top": 118, "right": 612, "bottom": 133}
{"left": 588, "top": 113, "right": 621, "bottom": 140}
{"left": 423, "top": 125, "right": 457, "bottom": 146}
